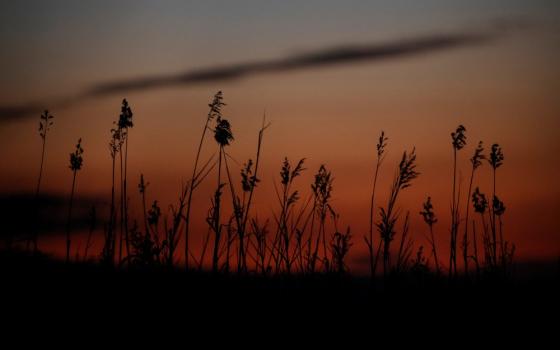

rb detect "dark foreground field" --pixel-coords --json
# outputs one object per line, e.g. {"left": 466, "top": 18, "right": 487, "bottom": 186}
{"left": 1, "top": 250, "right": 558, "bottom": 347}
{"left": 2, "top": 250, "right": 558, "bottom": 315}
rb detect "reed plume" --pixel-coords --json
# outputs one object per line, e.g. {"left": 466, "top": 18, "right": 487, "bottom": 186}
{"left": 450, "top": 124, "right": 466, "bottom": 277}
{"left": 66, "top": 138, "right": 84, "bottom": 263}
{"left": 377, "top": 148, "right": 419, "bottom": 277}
{"left": 364, "top": 131, "right": 388, "bottom": 279}
{"left": 420, "top": 196, "right": 439, "bottom": 273}
{"left": 32, "top": 110, "right": 54, "bottom": 251}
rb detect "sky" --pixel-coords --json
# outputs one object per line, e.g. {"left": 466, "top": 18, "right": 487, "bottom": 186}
{"left": 0, "top": 0, "right": 559, "bottom": 270}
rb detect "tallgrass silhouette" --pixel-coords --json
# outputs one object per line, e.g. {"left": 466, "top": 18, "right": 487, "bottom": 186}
{"left": 3, "top": 91, "right": 524, "bottom": 288}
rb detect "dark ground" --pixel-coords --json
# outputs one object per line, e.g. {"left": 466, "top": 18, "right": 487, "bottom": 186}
{"left": 1, "top": 249, "right": 558, "bottom": 343}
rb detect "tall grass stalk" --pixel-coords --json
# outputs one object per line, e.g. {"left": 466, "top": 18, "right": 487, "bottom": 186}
{"left": 184, "top": 91, "right": 224, "bottom": 270}
{"left": 420, "top": 196, "right": 439, "bottom": 273}
{"left": 208, "top": 98, "right": 233, "bottom": 273}
{"left": 364, "top": 131, "right": 387, "bottom": 278}
{"left": 66, "top": 138, "right": 84, "bottom": 263}
{"left": 462, "top": 141, "right": 484, "bottom": 275}
{"left": 450, "top": 125, "right": 466, "bottom": 277}
{"left": 32, "top": 110, "right": 54, "bottom": 251}
{"left": 378, "top": 148, "right": 419, "bottom": 277}
{"left": 488, "top": 144, "right": 504, "bottom": 268}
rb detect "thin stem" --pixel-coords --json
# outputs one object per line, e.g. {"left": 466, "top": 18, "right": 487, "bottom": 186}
{"left": 66, "top": 171, "right": 77, "bottom": 264}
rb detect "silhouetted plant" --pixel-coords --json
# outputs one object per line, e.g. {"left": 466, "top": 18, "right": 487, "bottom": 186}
{"left": 377, "top": 148, "right": 419, "bottom": 277}
{"left": 462, "top": 141, "right": 485, "bottom": 276}
{"left": 32, "top": 110, "right": 54, "bottom": 251}
{"left": 472, "top": 187, "right": 491, "bottom": 266}
{"left": 127, "top": 220, "right": 163, "bottom": 267}
{"left": 208, "top": 94, "right": 233, "bottom": 273}
{"left": 331, "top": 227, "right": 352, "bottom": 274}
{"left": 249, "top": 218, "right": 270, "bottom": 276}
{"left": 410, "top": 246, "right": 429, "bottom": 276}
{"left": 118, "top": 99, "right": 134, "bottom": 262}
{"left": 309, "top": 164, "right": 335, "bottom": 273}
{"left": 165, "top": 186, "right": 188, "bottom": 267}
{"left": 231, "top": 117, "right": 269, "bottom": 273}
{"left": 66, "top": 138, "right": 84, "bottom": 263}
{"left": 271, "top": 157, "right": 306, "bottom": 273}
{"left": 488, "top": 143, "right": 504, "bottom": 269}
{"left": 103, "top": 117, "right": 124, "bottom": 265}
{"left": 139, "top": 174, "right": 150, "bottom": 238}
{"left": 395, "top": 212, "right": 414, "bottom": 273}
{"left": 364, "top": 131, "right": 388, "bottom": 279}
{"left": 184, "top": 91, "right": 224, "bottom": 270}
{"left": 450, "top": 124, "right": 466, "bottom": 277}
{"left": 420, "top": 196, "right": 439, "bottom": 273}
{"left": 492, "top": 194, "right": 511, "bottom": 269}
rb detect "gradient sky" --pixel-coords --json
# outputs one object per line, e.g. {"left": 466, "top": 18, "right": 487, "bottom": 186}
{"left": 1, "top": 0, "right": 559, "bottom": 268}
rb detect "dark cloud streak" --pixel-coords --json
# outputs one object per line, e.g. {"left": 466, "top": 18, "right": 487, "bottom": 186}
{"left": 89, "top": 33, "right": 491, "bottom": 96}
{"left": 0, "top": 29, "right": 502, "bottom": 122}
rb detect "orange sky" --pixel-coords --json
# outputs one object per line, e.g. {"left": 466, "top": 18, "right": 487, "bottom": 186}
{"left": 1, "top": 1, "right": 559, "bottom": 269}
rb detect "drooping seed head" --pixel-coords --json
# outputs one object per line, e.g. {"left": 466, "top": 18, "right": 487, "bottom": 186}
{"left": 420, "top": 196, "right": 437, "bottom": 226}
{"left": 38, "top": 110, "right": 54, "bottom": 139}
{"left": 398, "top": 147, "right": 419, "bottom": 190}
{"left": 492, "top": 195, "right": 506, "bottom": 216}
{"left": 208, "top": 91, "right": 226, "bottom": 121}
{"left": 377, "top": 131, "right": 388, "bottom": 158}
{"left": 472, "top": 187, "right": 488, "bottom": 214}
{"left": 148, "top": 200, "right": 161, "bottom": 226}
{"left": 489, "top": 143, "right": 504, "bottom": 169}
{"left": 118, "top": 98, "right": 134, "bottom": 130}
{"left": 214, "top": 116, "right": 234, "bottom": 146}
{"left": 451, "top": 124, "right": 467, "bottom": 151}
{"left": 311, "top": 165, "right": 333, "bottom": 205}
{"left": 241, "top": 159, "right": 259, "bottom": 192}
{"left": 471, "top": 141, "right": 485, "bottom": 169}
{"left": 138, "top": 174, "right": 149, "bottom": 194}
{"left": 69, "top": 138, "right": 84, "bottom": 171}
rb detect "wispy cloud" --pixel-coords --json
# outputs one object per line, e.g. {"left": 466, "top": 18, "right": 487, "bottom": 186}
{"left": 0, "top": 22, "right": 520, "bottom": 122}
{"left": 89, "top": 32, "right": 491, "bottom": 96}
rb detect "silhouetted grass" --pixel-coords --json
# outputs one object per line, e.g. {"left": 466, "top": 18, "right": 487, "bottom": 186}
{"left": 66, "top": 138, "right": 84, "bottom": 263}
{"left": 364, "top": 131, "right": 387, "bottom": 279}
{"left": 7, "top": 91, "right": 534, "bottom": 289}
{"left": 32, "top": 110, "right": 54, "bottom": 252}
{"left": 420, "top": 196, "right": 439, "bottom": 274}
{"left": 450, "top": 124, "right": 466, "bottom": 278}
{"left": 378, "top": 148, "right": 419, "bottom": 277}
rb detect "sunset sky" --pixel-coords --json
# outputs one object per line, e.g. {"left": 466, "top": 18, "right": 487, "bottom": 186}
{"left": 1, "top": 0, "right": 559, "bottom": 269}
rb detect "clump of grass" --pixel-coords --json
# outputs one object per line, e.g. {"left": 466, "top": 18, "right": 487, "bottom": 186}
{"left": 272, "top": 157, "right": 305, "bottom": 273}
{"left": 364, "top": 131, "right": 388, "bottom": 279}
{"left": 331, "top": 227, "right": 352, "bottom": 274}
{"left": 31, "top": 110, "right": 54, "bottom": 252}
{"left": 377, "top": 148, "right": 419, "bottom": 277}
{"left": 66, "top": 138, "right": 84, "bottom": 263}
{"left": 235, "top": 118, "right": 269, "bottom": 272}
{"left": 395, "top": 212, "right": 414, "bottom": 273}
{"left": 450, "top": 124, "right": 466, "bottom": 277}
{"left": 309, "top": 164, "right": 335, "bottom": 273}
{"left": 249, "top": 218, "right": 270, "bottom": 276}
{"left": 420, "top": 196, "right": 439, "bottom": 274}
{"left": 267, "top": 157, "right": 309, "bottom": 274}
